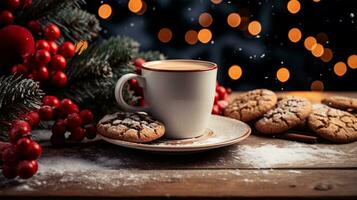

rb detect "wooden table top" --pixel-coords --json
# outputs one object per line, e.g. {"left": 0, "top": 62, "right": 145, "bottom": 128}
{"left": 1, "top": 91, "right": 357, "bottom": 199}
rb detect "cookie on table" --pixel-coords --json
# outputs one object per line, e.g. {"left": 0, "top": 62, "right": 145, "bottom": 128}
{"left": 307, "top": 104, "right": 357, "bottom": 143}
{"left": 321, "top": 96, "right": 357, "bottom": 112}
{"left": 224, "top": 89, "right": 277, "bottom": 122}
{"left": 97, "top": 112, "right": 165, "bottom": 143}
{"left": 255, "top": 96, "right": 312, "bottom": 134}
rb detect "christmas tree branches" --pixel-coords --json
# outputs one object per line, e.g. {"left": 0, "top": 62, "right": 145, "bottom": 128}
{"left": 0, "top": 75, "right": 44, "bottom": 135}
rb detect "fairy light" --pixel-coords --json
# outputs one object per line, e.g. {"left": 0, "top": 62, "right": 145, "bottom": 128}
{"left": 227, "top": 13, "right": 241, "bottom": 28}
{"left": 198, "top": 29, "right": 212, "bottom": 43}
{"left": 311, "top": 43, "right": 324, "bottom": 57}
{"left": 334, "top": 62, "right": 347, "bottom": 76}
{"left": 128, "top": 0, "right": 143, "bottom": 13}
{"left": 304, "top": 36, "right": 317, "bottom": 51}
{"left": 288, "top": 28, "right": 302, "bottom": 43}
{"left": 228, "top": 65, "right": 243, "bottom": 80}
{"left": 211, "top": 0, "right": 222, "bottom": 4}
{"left": 185, "top": 30, "right": 198, "bottom": 45}
{"left": 320, "top": 48, "right": 333, "bottom": 62}
{"left": 276, "top": 67, "right": 290, "bottom": 83}
{"left": 287, "top": 0, "right": 301, "bottom": 14}
{"left": 313, "top": 0, "right": 321, "bottom": 2}
{"left": 248, "top": 21, "right": 262, "bottom": 36}
{"left": 98, "top": 4, "right": 112, "bottom": 19}
{"left": 347, "top": 54, "right": 357, "bottom": 69}
{"left": 158, "top": 28, "right": 172, "bottom": 43}
{"left": 310, "top": 80, "right": 324, "bottom": 91}
{"left": 199, "top": 12, "right": 213, "bottom": 27}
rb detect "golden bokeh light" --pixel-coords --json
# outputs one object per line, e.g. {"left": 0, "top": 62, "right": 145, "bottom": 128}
{"left": 310, "top": 80, "right": 324, "bottom": 91}
{"left": 313, "top": 0, "right": 321, "bottom": 2}
{"left": 334, "top": 62, "right": 347, "bottom": 76}
{"left": 248, "top": 21, "right": 262, "bottom": 36}
{"left": 198, "top": 29, "right": 212, "bottom": 43}
{"left": 199, "top": 12, "right": 213, "bottom": 27}
{"left": 347, "top": 54, "right": 357, "bottom": 69}
{"left": 228, "top": 65, "right": 243, "bottom": 80}
{"left": 276, "top": 67, "right": 290, "bottom": 83}
{"left": 304, "top": 36, "right": 317, "bottom": 51}
{"left": 288, "top": 28, "right": 302, "bottom": 43}
{"left": 185, "top": 30, "right": 198, "bottom": 45}
{"left": 287, "top": 0, "right": 301, "bottom": 14}
{"left": 211, "top": 0, "right": 222, "bottom": 4}
{"left": 128, "top": 0, "right": 143, "bottom": 13}
{"left": 98, "top": 4, "right": 112, "bottom": 19}
{"left": 75, "top": 40, "right": 88, "bottom": 55}
{"left": 227, "top": 13, "right": 241, "bottom": 28}
{"left": 137, "top": 0, "right": 147, "bottom": 15}
{"left": 311, "top": 43, "right": 324, "bottom": 57}
{"left": 158, "top": 28, "right": 172, "bottom": 43}
{"left": 320, "top": 48, "right": 333, "bottom": 62}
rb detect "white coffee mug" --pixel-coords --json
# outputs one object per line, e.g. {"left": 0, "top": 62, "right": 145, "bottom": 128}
{"left": 114, "top": 59, "right": 217, "bottom": 139}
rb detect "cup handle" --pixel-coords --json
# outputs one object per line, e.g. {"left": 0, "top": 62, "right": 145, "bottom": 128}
{"left": 114, "top": 73, "right": 150, "bottom": 112}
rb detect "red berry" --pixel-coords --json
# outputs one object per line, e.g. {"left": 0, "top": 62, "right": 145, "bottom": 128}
{"left": 20, "top": 140, "right": 42, "bottom": 160}
{"left": 227, "top": 88, "right": 232, "bottom": 94}
{"left": 36, "top": 66, "right": 49, "bottom": 80}
{"left": 44, "top": 24, "right": 61, "bottom": 41}
{"left": 216, "top": 86, "right": 227, "bottom": 100}
{"left": 3, "top": 0, "right": 21, "bottom": 11}
{"left": 214, "top": 92, "right": 219, "bottom": 103}
{"left": 59, "top": 99, "right": 79, "bottom": 115}
{"left": 212, "top": 105, "right": 220, "bottom": 115}
{"left": 10, "top": 64, "right": 28, "bottom": 75}
{"left": 52, "top": 119, "right": 67, "bottom": 136}
{"left": 23, "top": 111, "right": 40, "bottom": 127}
{"left": 15, "top": 137, "right": 32, "bottom": 155}
{"left": 42, "top": 95, "right": 60, "bottom": 108}
{"left": 133, "top": 58, "right": 145, "bottom": 74}
{"left": 27, "top": 20, "right": 42, "bottom": 36}
{"left": 2, "top": 164, "right": 18, "bottom": 179}
{"left": 79, "top": 109, "right": 94, "bottom": 125}
{"left": 217, "top": 100, "right": 228, "bottom": 110}
{"left": 35, "top": 40, "right": 50, "bottom": 51}
{"left": 8, "top": 120, "right": 31, "bottom": 143}
{"left": 50, "top": 134, "right": 66, "bottom": 147}
{"left": 85, "top": 124, "right": 97, "bottom": 139}
{"left": 47, "top": 41, "right": 58, "bottom": 55}
{"left": 17, "top": 160, "right": 38, "bottom": 179}
{"left": 49, "top": 54, "right": 67, "bottom": 71}
{"left": 66, "top": 113, "right": 82, "bottom": 129}
{"left": 38, "top": 105, "right": 53, "bottom": 121}
{"left": 69, "top": 127, "right": 86, "bottom": 142}
{"left": 51, "top": 71, "right": 67, "bottom": 87}
{"left": 21, "top": 0, "right": 32, "bottom": 9}
{"left": 0, "top": 10, "right": 14, "bottom": 26}
{"left": 35, "top": 50, "right": 51, "bottom": 64}
{"left": 58, "top": 41, "right": 75, "bottom": 58}
{"left": 2, "top": 145, "right": 18, "bottom": 164}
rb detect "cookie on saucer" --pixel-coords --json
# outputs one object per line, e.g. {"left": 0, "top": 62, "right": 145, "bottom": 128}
{"left": 97, "top": 112, "right": 165, "bottom": 143}
{"left": 321, "top": 96, "right": 357, "bottom": 112}
{"left": 255, "top": 96, "right": 312, "bottom": 134}
{"left": 307, "top": 104, "right": 357, "bottom": 143}
{"left": 224, "top": 89, "right": 277, "bottom": 122}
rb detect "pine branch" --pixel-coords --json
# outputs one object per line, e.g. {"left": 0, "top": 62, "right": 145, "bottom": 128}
{"left": 134, "top": 50, "right": 166, "bottom": 61}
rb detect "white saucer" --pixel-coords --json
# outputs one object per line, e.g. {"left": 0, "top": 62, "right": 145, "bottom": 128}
{"left": 99, "top": 115, "right": 251, "bottom": 153}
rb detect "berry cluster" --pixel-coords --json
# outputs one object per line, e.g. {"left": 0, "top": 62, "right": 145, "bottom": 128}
{"left": 129, "top": 58, "right": 146, "bottom": 106}
{"left": 212, "top": 82, "right": 231, "bottom": 115}
{"left": 38, "top": 96, "right": 97, "bottom": 147}
{"left": 1, "top": 120, "right": 42, "bottom": 179}
{"left": 9, "top": 22, "right": 75, "bottom": 88}
{"left": 0, "top": 0, "right": 32, "bottom": 27}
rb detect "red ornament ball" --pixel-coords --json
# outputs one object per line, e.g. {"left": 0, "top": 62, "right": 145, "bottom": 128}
{"left": 17, "top": 160, "right": 38, "bottom": 179}
{"left": 27, "top": 20, "right": 42, "bottom": 36}
{"left": 47, "top": 41, "right": 58, "bottom": 55}
{"left": 66, "top": 113, "right": 82, "bottom": 130}
{"left": 49, "top": 54, "right": 67, "bottom": 71}
{"left": 34, "top": 49, "right": 51, "bottom": 64}
{"left": 51, "top": 71, "right": 67, "bottom": 88}
{"left": 42, "top": 95, "right": 60, "bottom": 108}
{"left": 44, "top": 24, "right": 61, "bottom": 41}
{"left": 35, "top": 40, "right": 50, "bottom": 51}
{"left": 0, "top": 25, "right": 35, "bottom": 66}
{"left": 39, "top": 105, "right": 53, "bottom": 121}
{"left": 0, "top": 10, "right": 14, "bottom": 26}
{"left": 3, "top": 0, "right": 21, "bottom": 11}
{"left": 79, "top": 109, "right": 94, "bottom": 125}
{"left": 59, "top": 41, "right": 75, "bottom": 58}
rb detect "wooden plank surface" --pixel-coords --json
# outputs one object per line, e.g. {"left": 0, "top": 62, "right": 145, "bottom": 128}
{"left": 1, "top": 170, "right": 356, "bottom": 199}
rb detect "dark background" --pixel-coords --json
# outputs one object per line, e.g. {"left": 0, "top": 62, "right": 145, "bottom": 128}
{"left": 86, "top": 0, "right": 356, "bottom": 91}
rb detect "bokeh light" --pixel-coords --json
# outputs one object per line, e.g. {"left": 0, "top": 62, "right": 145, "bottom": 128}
{"left": 98, "top": 4, "right": 112, "bottom": 19}
{"left": 334, "top": 62, "right": 347, "bottom": 76}
{"left": 228, "top": 65, "right": 243, "bottom": 80}
{"left": 288, "top": 28, "right": 302, "bottom": 43}
{"left": 227, "top": 13, "right": 241, "bottom": 28}
{"left": 311, "top": 43, "right": 324, "bottom": 57}
{"left": 128, "top": 0, "right": 143, "bottom": 13}
{"left": 198, "top": 29, "right": 212, "bottom": 43}
{"left": 158, "top": 28, "right": 172, "bottom": 43}
{"left": 276, "top": 67, "right": 290, "bottom": 83}
{"left": 211, "top": 0, "right": 222, "bottom": 4}
{"left": 304, "top": 36, "right": 317, "bottom": 51}
{"left": 248, "top": 21, "right": 262, "bottom": 36}
{"left": 137, "top": 0, "right": 147, "bottom": 15}
{"left": 320, "top": 48, "right": 333, "bottom": 62}
{"left": 199, "top": 12, "right": 213, "bottom": 27}
{"left": 347, "top": 54, "right": 357, "bottom": 69}
{"left": 313, "top": 0, "right": 321, "bottom": 2}
{"left": 310, "top": 80, "right": 324, "bottom": 91}
{"left": 287, "top": 0, "right": 301, "bottom": 14}
{"left": 185, "top": 30, "right": 198, "bottom": 45}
